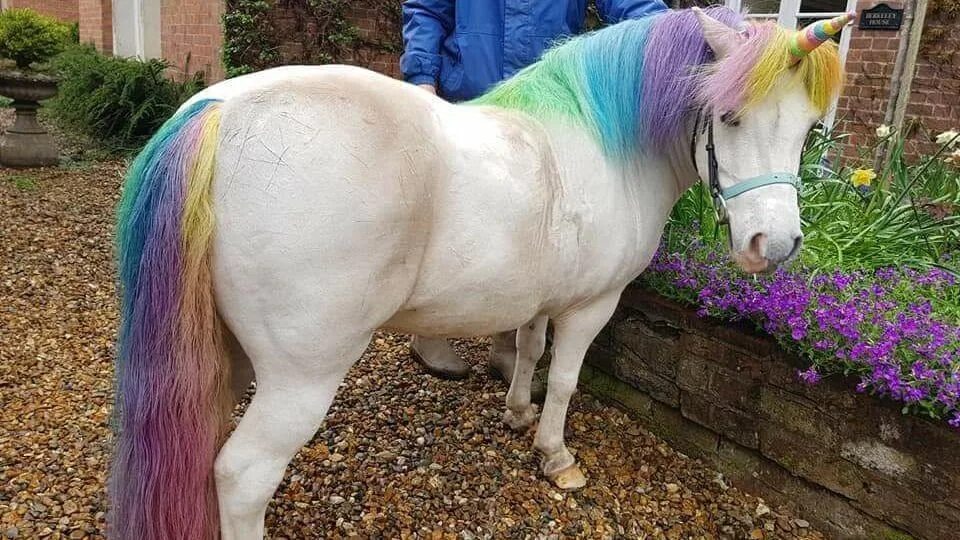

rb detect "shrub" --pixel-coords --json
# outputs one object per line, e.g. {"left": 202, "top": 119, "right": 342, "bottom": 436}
{"left": 46, "top": 45, "right": 204, "bottom": 152}
{"left": 67, "top": 22, "right": 79, "bottom": 45}
{"left": 0, "top": 8, "right": 72, "bottom": 69}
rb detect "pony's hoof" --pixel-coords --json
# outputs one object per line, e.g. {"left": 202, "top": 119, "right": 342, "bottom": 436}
{"left": 503, "top": 405, "right": 538, "bottom": 432}
{"left": 548, "top": 464, "right": 587, "bottom": 491}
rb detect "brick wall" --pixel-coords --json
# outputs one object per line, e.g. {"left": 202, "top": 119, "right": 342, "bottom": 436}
{"left": 346, "top": 5, "right": 402, "bottom": 79}
{"left": 269, "top": 2, "right": 402, "bottom": 80}
{"left": 5, "top": 0, "right": 79, "bottom": 22}
{"left": 834, "top": 0, "right": 902, "bottom": 163}
{"left": 908, "top": 5, "right": 960, "bottom": 154}
{"left": 161, "top": 0, "right": 225, "bottom": 81}
{"left": 582, "top": 285, "right": 960, "bottom": 540}
{"left": 836, "top": 0, "right": 960, "bottom": 162}
{"left": 78, "top": 0, "right": 111, "bottom": 53}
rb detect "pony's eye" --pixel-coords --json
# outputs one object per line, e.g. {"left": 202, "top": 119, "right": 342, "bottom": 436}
{"left": 720, "top": 111, "right": 740, "bottom": 127}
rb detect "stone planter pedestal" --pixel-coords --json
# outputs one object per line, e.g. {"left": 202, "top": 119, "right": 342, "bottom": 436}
{"left": 0, "top": 71, "right": 59, "bottom": 168}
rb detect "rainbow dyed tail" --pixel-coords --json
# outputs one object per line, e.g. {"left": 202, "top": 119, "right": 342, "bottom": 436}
{"left": 110, "top": 99, "right": 227, "bottom": 540}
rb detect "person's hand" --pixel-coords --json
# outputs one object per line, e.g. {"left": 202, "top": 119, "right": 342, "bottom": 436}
{"left": 417, "top": 84, "right": 437, "bottom": 95}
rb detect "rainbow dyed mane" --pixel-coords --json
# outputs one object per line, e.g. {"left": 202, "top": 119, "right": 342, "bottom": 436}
{"left": 472, "top": 7, "right": 843, "bottom": 161}
{"left": 112, "top": 99, "right": 226, "bottom": 540}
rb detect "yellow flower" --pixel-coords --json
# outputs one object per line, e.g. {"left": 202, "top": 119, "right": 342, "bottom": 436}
{"left": 875, "top": 124, "right": 891, "bottom": 138}
{"left": 850, "top": 168, "right": 876, "bottom": 187}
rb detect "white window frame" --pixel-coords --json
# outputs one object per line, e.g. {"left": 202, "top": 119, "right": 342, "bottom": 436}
{"left": 113, "top": 0, "right": 161, "bottom": 60}
{"left": 725, "top": 0, "right": 858, "bottom": 128}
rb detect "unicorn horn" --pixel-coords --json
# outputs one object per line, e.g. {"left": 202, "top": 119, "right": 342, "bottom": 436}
{"left": 789, "top": 11, "right": 857, "bottom": 62}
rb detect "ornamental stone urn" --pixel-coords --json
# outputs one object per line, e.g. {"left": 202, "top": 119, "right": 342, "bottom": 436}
{"left": 0, "top": 70, "right": 59, "bottom": 167}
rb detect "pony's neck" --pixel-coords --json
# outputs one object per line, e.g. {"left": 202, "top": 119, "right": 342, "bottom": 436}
{"left": 620, "top": 113, "right": 703, "bottom": 213}
{"left": 540, "top": 117, "right": 699, "bottom": 267}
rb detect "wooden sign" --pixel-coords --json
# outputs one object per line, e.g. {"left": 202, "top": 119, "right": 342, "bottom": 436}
{"left": 858, "top": 3, "right": 904, "bottom": 31}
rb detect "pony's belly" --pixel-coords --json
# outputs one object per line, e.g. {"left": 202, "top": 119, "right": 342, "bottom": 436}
{"left": 384, "top": 293, "right": 541, "bottom": 338}
{"left": 383, "top": 312, "right": 532, "bottom": 338}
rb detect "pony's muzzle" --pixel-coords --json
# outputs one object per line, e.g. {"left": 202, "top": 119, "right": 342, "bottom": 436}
{"left": 734, "top": 232, "right": 802, "bottom": 273}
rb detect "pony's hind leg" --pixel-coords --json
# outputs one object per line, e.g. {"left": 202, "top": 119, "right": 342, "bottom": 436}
{"left": 214, "top": 336, "right": 368, "bottom": 540}
{"left": 503, "top": 315, "right": 548, "bottom": 431}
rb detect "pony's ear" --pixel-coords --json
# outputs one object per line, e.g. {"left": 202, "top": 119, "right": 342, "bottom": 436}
{"left": 692, "top": 7, "right": 739, "bottom": 59}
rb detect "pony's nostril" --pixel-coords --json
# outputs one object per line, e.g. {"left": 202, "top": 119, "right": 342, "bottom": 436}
{"left": 788, "top": 235, "right": 803, "bottom": 260}
{"left": 748, "top": 233, "right": 767, "bottom": 259}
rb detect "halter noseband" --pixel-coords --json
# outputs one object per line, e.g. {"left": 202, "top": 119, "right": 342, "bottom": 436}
{"left": 690, "top": 110, "right": 801, "bottom": 225}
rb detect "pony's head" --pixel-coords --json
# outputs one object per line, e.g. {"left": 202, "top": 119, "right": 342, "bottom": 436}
{"left": 692, "top": 9, "right": 849, "bottom": 273}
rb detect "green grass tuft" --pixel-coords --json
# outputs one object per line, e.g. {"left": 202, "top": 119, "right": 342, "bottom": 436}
{"left": 6, "top": 174, "right": 38, "bottom": 191}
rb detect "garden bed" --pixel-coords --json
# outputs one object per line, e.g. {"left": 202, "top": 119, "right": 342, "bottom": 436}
{"left": 582, "top": 284, "right": 960, "bottom": 540}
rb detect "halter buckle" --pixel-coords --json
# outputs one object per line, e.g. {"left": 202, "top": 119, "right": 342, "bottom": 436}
{"left": 712, "top": 190, "right": 729, "bottom": 225}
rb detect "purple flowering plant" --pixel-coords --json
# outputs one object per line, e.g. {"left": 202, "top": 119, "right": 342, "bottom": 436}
{"left": 641, "top": 235, "right": 960, "bottom": 426}
{"left": 641, "top": 129, "right": 960, "bottom": 426}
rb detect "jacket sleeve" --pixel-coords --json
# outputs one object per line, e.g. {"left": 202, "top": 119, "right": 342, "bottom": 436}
{"left": 401, "top": 0, "right": 456, "bottom": 86}
{"left": 596, "top": 0, "right": 668, "bottom": 23}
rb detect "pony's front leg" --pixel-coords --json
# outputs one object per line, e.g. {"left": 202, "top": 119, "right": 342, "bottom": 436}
{"left": 503, "top": 315, "right": 549, "bottom": 431}
{"left": 534, "top": 291, "right": 621, "bottom": 490}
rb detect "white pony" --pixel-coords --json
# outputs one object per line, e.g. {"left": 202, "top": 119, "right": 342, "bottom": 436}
{"left": 108, "top": 8, "right": 849, "bottom": 539}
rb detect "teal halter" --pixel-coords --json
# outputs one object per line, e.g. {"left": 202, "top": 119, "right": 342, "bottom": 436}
{"left": 719, "top": 172, "right": 802, "bottom": 200}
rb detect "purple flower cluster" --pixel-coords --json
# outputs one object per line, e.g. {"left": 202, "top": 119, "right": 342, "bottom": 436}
{"left": 642, "top": 237, "right": 960, "bottom": 427}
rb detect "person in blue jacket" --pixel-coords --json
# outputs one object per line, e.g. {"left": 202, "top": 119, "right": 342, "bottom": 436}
{"left": 402, "top": 0, "right": 668, "bottom": 102}
{"left": 400, "top": 0, "right": 668, "bottom": 382}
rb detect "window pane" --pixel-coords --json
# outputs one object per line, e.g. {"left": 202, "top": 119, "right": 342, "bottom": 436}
{"left": 799, "top": 0, "right": 848, "bottom": 13}
{"left": 741, "top": 0, "right": 782, "bottom": 14}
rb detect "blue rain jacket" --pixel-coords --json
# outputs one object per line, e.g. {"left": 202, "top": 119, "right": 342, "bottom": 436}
{"left": 401, "top": 0, "right": 668, "bottom": 102}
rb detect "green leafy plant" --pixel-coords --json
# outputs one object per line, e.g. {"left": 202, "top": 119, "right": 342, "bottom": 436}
{"left": 798, "top": 131, "right": 960, "bottom": 272}
{"left": 305, "top": 0, "right": 360, "bottom": 62}
{"left": 46, "top": 45, "right": 203, "bottom": 153}
{"left": 67, "top": 21, "right": 79, "bottom": 45}
{"left": 0, "top": 8, "right": 72, "bottom": 70}
{"left": 222, "top": 0, "right": 279, "bottom": 78}
{"left": 372, "top": 0, "right": 403, "bottom": 53}
{"left": 222, "top": 0, "right": 397, "bottom": 77}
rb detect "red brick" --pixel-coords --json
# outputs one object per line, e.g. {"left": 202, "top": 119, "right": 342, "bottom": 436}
{"left": 78, "top": 0, "right": 111, "bottom": 53}
{"left": 6, "top": 0, "right": 79, "bottom": 22}
{"left": 161, "top": 0, "right": 225, "bottom": 82}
